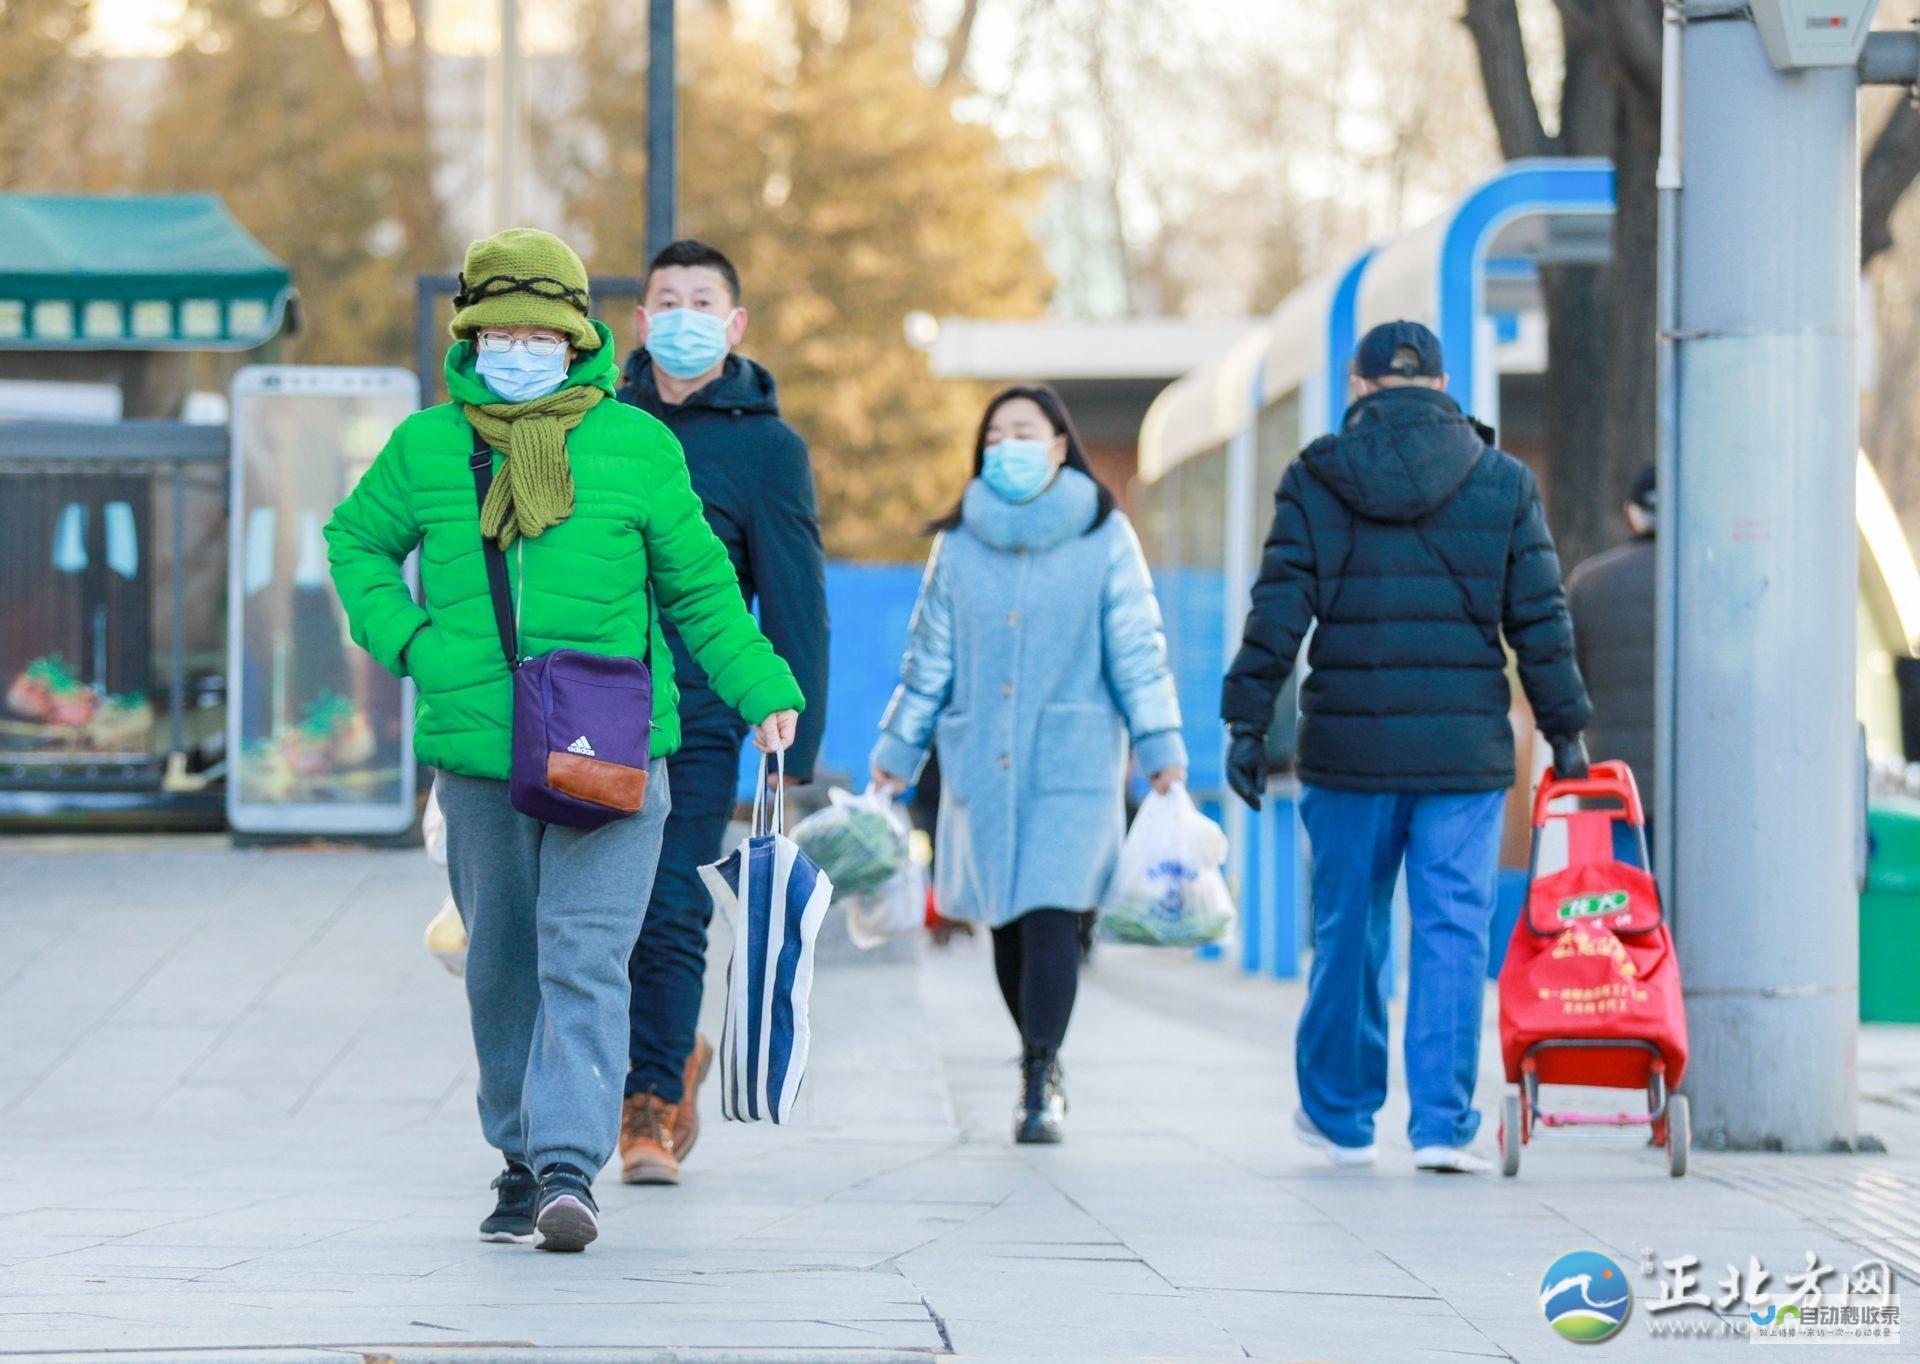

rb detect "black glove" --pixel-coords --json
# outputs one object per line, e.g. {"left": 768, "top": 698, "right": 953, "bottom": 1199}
{"left": 1549, "top": 733, "right": 1590, "bottom": 781}
{"left": 1227, "top": 726, "right": 1270, "bottom": 811}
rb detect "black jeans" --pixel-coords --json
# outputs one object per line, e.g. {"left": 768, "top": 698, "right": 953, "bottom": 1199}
{"left": 990, "top": 909, "right": 1081, "bottom": 1050}
{"left": 625, "top": 729, "right": 740, "bottom": 1101}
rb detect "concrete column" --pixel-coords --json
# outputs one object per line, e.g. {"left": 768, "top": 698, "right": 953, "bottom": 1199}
{"left": 1667, "top": 14, "right": 1859, "bottom": 1150}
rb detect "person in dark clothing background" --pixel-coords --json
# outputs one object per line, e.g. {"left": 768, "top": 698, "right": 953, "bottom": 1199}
{"left": 616, "top": 239, "right": 830, "bottom": 1185}
{"left": 1567, "top": 466, "right": 1657, "bottom": 830}
{"left": 1221, "top": 320, "right": 1591, "bottom": 1175}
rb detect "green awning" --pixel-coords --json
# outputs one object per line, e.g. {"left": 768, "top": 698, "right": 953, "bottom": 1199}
{"left": 0, "top": 194, "right": 294, "bottom": 351}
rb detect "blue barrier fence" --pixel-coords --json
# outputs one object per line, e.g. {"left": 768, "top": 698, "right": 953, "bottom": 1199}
{"left": 734, "top": 561, "right": 926, "bottom": 796}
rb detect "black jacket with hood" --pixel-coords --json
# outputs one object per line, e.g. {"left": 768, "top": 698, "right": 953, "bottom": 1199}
{"left": 1221, "top": 384, "right": 1590, "bottom": 792}
{"left": 1567, "top": 532, "right": 1655, "bottom": 797}
{"left": 618, "top": 351, "right": 830, "bottom": 781}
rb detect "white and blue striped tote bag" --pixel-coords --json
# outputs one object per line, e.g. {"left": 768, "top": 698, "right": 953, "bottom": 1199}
{"left": 701, "top": 752, "right": 834, "bottom": 1124}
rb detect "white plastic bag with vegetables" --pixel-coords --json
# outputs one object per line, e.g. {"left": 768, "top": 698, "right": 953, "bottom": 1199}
{"left": 1099, "top": 784, "right": 1235, "bottom": 947}
{"left": 793, "top": 787, "right": 924, "bottom": 948}
{"left": 421, "top": 779, "right": 467, "bottom": 974}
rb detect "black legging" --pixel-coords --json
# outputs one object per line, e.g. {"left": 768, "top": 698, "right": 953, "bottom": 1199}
{"left": 990, "top": 909, "right": 1081, "bottom": 1049}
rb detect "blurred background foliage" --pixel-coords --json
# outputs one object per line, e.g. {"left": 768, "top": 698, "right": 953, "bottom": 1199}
{"left": 11, "top": 0, "right": 1920, "bottom": 560}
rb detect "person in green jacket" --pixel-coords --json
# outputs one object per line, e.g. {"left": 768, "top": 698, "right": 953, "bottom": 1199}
{"left": 325, "top": 228, "right": 803, "bottom": 1254}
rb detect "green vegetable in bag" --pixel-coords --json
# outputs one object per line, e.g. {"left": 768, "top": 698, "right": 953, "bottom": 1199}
{"left": 793, "top": 788, "right": 907, "bottom": 898}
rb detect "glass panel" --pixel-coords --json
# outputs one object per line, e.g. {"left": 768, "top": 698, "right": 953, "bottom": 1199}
{"left": 229, "top": 371, "right": 416, "bottom": 830}
{"left": 2, "top": 478, "right": 157, "bottom": 768}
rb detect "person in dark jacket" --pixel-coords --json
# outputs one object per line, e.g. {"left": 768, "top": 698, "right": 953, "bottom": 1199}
{"left": 1567, "top": 466, "right": 1656, "bottom": 824}
{"left": 1221, "top": 320, "right": 1591, "bottom": 1174}
{"left": 615, "top": 239, "right": 830, "bottom": 1184}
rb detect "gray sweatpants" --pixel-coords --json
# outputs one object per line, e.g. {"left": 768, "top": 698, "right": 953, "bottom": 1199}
{"left": 438, "top": 763, "right": 670, "bottom": 1176}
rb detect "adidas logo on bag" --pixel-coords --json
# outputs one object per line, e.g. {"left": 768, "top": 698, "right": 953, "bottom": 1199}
{"left": 567, "top": 735, "right": 596, "bottom": 757}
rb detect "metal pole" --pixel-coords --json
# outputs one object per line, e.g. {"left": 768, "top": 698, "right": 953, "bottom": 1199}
{"left": 493, "top": 0, "right": 522, "bottom": 230}
{"left": 1653, "top": 2, "right": 1682, "bottom": 901}
{"left": 168, "top": 464, "right": 185, "bottom": 761}
{"left": 1668, "top": 13, "right": 1860, "bottom": 1150}
{"left": 647, "top": 0, "right": 678, "bottom": 258}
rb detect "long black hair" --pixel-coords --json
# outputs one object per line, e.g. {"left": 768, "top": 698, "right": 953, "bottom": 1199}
{"left": 926, "top": 382, "right": 1118, "bottom": 535}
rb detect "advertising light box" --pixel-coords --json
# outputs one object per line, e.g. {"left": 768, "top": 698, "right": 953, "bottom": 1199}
{"left": 226, "top": 367, "right": 418, "bottom": 835}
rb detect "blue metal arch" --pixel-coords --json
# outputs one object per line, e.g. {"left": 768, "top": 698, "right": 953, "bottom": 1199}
{"left": 1437, "top": 159, "right": 1616, "bottom": 421}
{"left": 1324, "top": 248, "right": 1375, "bottom": 435}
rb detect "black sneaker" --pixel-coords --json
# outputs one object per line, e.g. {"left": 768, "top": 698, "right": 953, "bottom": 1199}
{"left": 534, "top": 1163, "right": 600, "bottom": 1252}
{"left": 480, "top": 1160, "right": 537, "bottom": 1243}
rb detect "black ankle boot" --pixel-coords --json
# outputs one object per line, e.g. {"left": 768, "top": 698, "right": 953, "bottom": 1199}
{"left": 1014, "top": 1043, "right": 1065, "bottom": 1144}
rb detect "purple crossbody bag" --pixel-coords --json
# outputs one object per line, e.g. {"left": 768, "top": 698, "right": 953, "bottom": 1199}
{"left": 470, "top": 428, "right": 654, "bottom": 830}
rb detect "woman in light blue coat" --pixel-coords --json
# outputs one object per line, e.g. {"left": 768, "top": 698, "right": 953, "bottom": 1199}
{"left": 871, "top": 384, "right": 1186, "bottom": 1144}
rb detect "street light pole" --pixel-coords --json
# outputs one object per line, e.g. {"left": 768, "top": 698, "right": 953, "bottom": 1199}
{"left": 492, "top": 0, "right": 523, "bottom": 231}
{"left": 647, "top": 0, "right": 678, "bottom": 259}
{"left": 1664, "top": 4, "right": 1867, "bottom": 1151}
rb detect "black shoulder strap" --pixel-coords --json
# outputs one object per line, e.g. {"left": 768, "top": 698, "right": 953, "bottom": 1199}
{"left": 469, "top": 425, "right": 521, "bottom": 671}
{"left": 466, "top": 422, "right": 656, "bottom": 676}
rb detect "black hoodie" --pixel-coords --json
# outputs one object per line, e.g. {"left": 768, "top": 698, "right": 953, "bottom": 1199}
{"left": 1222, "top": 384, "right": 1590, "bottom": 792}
{"left": 619, "top": 352, "right": 830, "bottom": 782}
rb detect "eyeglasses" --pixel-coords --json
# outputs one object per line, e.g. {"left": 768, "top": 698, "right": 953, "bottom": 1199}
{"left": 476, "top": 330, "right": 567, "bottom": 357}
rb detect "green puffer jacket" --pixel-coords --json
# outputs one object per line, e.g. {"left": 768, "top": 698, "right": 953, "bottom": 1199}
{"left": 324, "top": 320, "right": 805, "bottom": 780}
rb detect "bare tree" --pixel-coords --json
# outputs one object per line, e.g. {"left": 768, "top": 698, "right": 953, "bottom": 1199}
{"left": 1467, "top": 0, "right": 1920, "bottom": 566}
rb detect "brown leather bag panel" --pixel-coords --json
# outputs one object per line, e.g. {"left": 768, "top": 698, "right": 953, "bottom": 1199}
{"left": 547, "top": 751, "right": 649, "bottom": 812}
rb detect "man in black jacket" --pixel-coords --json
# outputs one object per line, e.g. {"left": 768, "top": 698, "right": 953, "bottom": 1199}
{"left": 616, "top": 240, "right": 830, "bottom": 1184}
{"left": 1567, "top": 466, "right": 1656, "bottom": 819}
{"left": 1221, "top": 321, "right": 1590, "bottom": 1174}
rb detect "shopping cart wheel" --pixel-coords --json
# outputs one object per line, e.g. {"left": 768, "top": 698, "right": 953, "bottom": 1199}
{"left": 1500, "top": 1093, "right": 1523, "bottom": 1177}
{"left": 1666, "top": 1094, "right": 1690, "bottom": 1178}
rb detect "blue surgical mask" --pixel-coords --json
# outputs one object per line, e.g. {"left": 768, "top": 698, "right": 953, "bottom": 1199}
{"left": 646, "top": 307, "right": 733, "bottom": 380}
{"left": 981, "top": 439, "right": 1056, "bottom": 503}
{"left": 475, "top": 343, "right": 570, "bottom": 403}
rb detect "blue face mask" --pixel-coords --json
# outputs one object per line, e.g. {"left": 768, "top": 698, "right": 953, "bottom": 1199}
{"left": 981, "top": 439, "right": 1057, "bottom": 503}
{"left": 475, "top": 343, "right": 570, "bottom": 403}
{"left": 646, "top": 308, "right": 733, "bottom": 380}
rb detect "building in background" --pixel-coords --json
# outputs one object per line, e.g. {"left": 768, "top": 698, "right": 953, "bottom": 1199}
{"left": 921, "top": 317, "right": 1257, "bottom": 503}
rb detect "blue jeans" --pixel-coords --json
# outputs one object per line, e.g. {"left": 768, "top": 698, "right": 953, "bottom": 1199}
{"left": 1296, "top": 785, "right": 1506, "bottom": 1151}
{"left": 625, "top": 730, "right": 740, "bottom": 1101}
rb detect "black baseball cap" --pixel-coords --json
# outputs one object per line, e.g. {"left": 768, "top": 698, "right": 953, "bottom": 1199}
{"left": 1353, "top": 320, "right": 1444, "bottom": 379}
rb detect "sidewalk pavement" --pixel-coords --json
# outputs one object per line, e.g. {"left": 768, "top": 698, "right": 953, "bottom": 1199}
{"left": 2, "top": 837, "right": 1918, "bottom": 1362}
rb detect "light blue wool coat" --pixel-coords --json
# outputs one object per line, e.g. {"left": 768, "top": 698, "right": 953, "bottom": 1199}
{"left": 872, "top": 469, "right": 1188, "bottom": 927}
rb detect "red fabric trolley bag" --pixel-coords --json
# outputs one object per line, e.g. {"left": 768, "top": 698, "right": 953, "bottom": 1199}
{"left": 1496, "top": 760, "right": 1691, "bottom": 1176}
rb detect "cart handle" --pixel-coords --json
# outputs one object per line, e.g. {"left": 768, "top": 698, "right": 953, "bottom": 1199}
{"left": 1533, "top": 759, "right": 1646, "bottom": 829}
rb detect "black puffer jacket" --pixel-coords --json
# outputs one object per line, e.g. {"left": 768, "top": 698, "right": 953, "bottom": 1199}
{"left": 1221, "top": 385, "right": 1590, "bottom": 792}
{"left": 618, "top": 351, "right": 830, "bottom": 780}
{"left": 1567, "top": 533, "right": 1655, "bottom": 796}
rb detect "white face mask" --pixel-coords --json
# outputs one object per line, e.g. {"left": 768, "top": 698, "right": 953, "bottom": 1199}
{"left": 476, "top": 343, "right": 570, "bottom": 402}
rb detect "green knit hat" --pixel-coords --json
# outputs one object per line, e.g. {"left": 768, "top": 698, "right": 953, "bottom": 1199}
{"left": 449, "top": 228, "right": 599, "bottom": 352}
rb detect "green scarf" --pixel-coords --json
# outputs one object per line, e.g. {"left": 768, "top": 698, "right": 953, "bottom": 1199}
{"left": 464, "top": 384, "right": 605, "bottom": 549}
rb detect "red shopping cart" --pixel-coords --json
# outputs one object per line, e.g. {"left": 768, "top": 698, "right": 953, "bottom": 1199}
{"left": 1496, "top": 761, "right": 1690, "bottom": 1177}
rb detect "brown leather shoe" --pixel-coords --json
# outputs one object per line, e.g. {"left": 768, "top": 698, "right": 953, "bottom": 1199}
{"left": 618, "top": 1091, "right": 681, "bottom": 1185}
{"left": 671, "top": 1033, "right": 715, "bottom": 1162}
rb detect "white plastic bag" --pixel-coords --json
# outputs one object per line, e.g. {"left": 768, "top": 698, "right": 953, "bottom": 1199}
{"left": 792, "top": 786, "right": 910, "bottom": 898}
{"left": 794, "top": 786, "right": 923, "bottom": 949}
{"left": 844, "top": 822, "right": 927, "bottom": 950}
{"left": 422, "top": 780, "right": 448, "bottom": 867}
{"left": 1099, "top": 784, "right": 1235, "bottom": 946}
{"left": 425, "top": 894, "right": 467, "bottom": 975}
